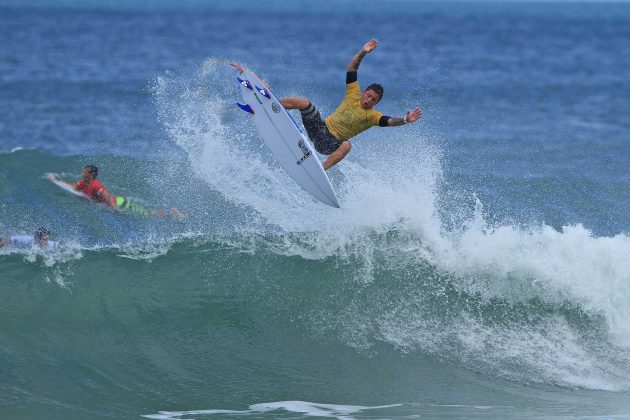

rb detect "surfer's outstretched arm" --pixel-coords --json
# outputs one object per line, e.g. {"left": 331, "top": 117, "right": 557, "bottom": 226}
{"left": 347, "top": 39, "right": 378, "bottom": 72}
{"left": 385, "top": 108, "right": 423, "bottom": 126}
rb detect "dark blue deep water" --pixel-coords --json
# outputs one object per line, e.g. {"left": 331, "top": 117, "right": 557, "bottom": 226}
{"left": 1, "top": 1, "right": 629, "bottom": 418}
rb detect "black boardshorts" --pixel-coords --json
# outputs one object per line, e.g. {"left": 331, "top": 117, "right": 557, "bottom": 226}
{"left": 300, "top": 103, "right": 342, "bottom": 155}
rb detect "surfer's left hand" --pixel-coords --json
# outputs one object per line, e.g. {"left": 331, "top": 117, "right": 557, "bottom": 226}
{"left": 406, "top": 108, "right": 422, "bottom": 124}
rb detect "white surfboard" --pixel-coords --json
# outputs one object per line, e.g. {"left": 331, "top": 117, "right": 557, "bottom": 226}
{"left": 232, "top": 64, "right": 340, "bottom": 208}
{"left": 47, "top": 173, "right": 90, "bottom": 199}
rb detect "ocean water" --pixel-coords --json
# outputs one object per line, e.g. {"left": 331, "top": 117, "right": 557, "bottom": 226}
{"left": 1, "top": 0, "right": 629, "bottom": 418}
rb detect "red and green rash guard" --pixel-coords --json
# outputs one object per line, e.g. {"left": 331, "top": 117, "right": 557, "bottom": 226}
{"left": 74, "top": 179, "right": 114, "bottom": 204}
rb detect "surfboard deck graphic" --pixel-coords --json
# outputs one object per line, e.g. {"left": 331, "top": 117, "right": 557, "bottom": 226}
{"left": 232, "top": 64, "right": 340, "bottom": 208}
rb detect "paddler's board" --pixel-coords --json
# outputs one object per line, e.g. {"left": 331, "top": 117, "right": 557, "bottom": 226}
{"left": 232, "top": 64, "right": 340, "bottom": 208}
{"left": 47, "top": 173, "right": 90, "bottom": 199}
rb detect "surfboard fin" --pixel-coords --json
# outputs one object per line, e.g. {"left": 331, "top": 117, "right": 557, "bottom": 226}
{"left": 237, "top": 103, "right": 254, "bottom": 114}
{"left": 255, "top": 86, "right": 271, "bottom": 99}
{"left": 237, "top": 77, "right": 253, "bottom": 90}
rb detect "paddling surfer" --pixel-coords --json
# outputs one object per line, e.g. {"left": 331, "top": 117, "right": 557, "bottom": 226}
{"left": 0, "top": 227, "right": 59, "bottom": 249}
{"left": 49, "top": 165, "right": 182, "bottom": 218}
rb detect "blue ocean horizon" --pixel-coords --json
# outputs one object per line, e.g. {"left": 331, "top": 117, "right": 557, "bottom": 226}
{"left": 1, "top": 0, "right": 629, "bottom": 418}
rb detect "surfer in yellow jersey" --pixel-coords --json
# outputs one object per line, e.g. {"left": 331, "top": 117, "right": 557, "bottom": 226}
{"left": 280, "top": 39, "right": 422, "bottom": 170}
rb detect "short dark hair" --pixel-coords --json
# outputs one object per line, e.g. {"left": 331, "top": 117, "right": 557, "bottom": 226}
{"left": 34, "top": 227, "right": 50, "bottom": 240}
{"left": 85, "top": 165, "right": 98, "bottom": 178}
{"left": 366, "top": 83, "right": 384, "bottom": 100}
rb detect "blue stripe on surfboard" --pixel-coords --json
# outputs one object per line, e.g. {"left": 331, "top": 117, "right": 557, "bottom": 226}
{"left": 237, "top": 103, "right": 254, "bottom": 114}
{"left": 237, "top": 77, "right": 252, "bottom": 90}
{"left": 255, "top": 86, "right": 271, "bottom": 99}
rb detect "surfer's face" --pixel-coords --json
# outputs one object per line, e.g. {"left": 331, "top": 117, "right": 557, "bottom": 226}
{"left": 82, "top": 169, "right": 94, "bottom": 182}
{"left": 360, "top": 89, "right": 381, "bottom": 109}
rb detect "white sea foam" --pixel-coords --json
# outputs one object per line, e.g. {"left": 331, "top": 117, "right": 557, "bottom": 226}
{"left": 433, "top": 198, "right": 630, "bottom": 344}
{"left": 143, "top": 401, "right": 401, "bottom": 419}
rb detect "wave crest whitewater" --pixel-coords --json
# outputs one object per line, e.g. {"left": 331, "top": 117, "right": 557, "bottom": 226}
{"left": 3, "top": 219, "right": 629, "bottom": 392}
